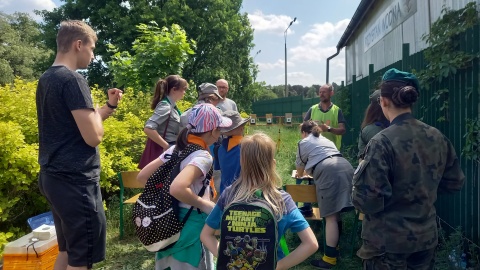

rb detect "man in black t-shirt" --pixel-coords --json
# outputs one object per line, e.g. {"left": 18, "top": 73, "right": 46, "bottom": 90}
{"left": 36, "top": 20, "right": 122, "bottom": 270}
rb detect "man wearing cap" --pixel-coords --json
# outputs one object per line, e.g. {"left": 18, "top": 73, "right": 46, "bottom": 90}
{"left": 216, "top": 79, "right": 238, "bottom": 112}
{"left": 352, "top": 68, "right": 464, "bottom": 269}
{"left": 304, "top": 84, "right": 346, "bottom": 150}
{"left": 357, "top": 90, "right": 389, "bottom": 160}
{"left": 180, "top": 82, "right": 223, "bottom": 130}
{"left": 213, "top": 111, "right": 249, "bottom": 194}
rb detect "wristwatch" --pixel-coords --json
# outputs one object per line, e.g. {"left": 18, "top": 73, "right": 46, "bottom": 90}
{"left": 327, "top": 126, "right": 332, "bottom": 132}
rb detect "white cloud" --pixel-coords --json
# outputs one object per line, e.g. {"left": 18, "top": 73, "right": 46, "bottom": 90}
{"left": 258, "top": 59, "right": 295, "bottom": 70}
{"left": 1, "top": 0, "right": 57, "bottom": 20}
{"left": 275, "top": 71, "right": 316, "bottom": 86}
{"left": 248, "top": 10, "right": 298, "bottom": 35}
{"left": 290, "top": 19, "right": 350, "bottom": 63}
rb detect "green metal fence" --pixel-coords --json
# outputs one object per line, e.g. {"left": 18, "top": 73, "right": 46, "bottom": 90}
{"left": 251, "top": 95, "right": 318, "bottom": 123}
{"left": 252, "top": 28, "right": 480, "bottom": 244}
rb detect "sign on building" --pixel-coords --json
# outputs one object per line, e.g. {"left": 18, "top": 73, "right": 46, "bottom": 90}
{"left": 364, "top": 0, "right": 417, "bottom": 52}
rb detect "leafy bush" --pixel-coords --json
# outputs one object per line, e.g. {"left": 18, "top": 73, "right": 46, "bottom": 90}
{"left": 0, "top": 79, "right": 43, "bottom": 253}
{"left": 0, "top": 79, "right": 193, "bottom": 254}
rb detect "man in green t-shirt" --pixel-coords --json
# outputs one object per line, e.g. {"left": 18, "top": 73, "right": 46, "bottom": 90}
{"left": 304, "top": 84, "right": 346, "bottom": 150}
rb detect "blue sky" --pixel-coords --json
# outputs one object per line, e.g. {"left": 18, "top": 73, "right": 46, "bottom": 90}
{"left": 2, "top": 0, "right": 361, "bottom": 86}
{"left": 241, "top": 0, "right": 361, "bottom": 86}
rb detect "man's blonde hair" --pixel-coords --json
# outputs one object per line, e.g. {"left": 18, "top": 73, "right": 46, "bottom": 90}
{"left": 56, "top": 20, "right": 97, "bottom": 53}
{"left": 226, "top": 132, "right": 286, "bottom": 218}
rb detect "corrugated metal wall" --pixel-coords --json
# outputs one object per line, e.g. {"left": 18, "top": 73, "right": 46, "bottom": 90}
{"left": 345, "top": 0, "right": 480, "bottom": 86}
{"left": 343, "top": 39, "right": 480, "bottom": 244}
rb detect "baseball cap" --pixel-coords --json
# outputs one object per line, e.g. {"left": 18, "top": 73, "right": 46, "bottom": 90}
{"left": 188, "top": 103, "right": 232, "bottom": 133}
{"left": 198, "top": 83, "right": 223, "bottom": 99}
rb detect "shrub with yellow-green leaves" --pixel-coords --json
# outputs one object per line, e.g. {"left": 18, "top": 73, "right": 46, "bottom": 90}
{"left": 0, "top": 79, "right": 44, "bottom": 252}
{"left": 0, "top": 79, "right": 193, "bottom": 253}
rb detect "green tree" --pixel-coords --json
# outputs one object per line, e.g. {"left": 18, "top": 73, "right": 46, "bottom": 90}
{"left": 37, "top": 0, "right": 255, "bottom": 111}
{"left": 108, "top": 23, "right": 195, "bottom": 93}
{"left": 267, "top": 85, "right": 286, "bottom": 98}
{"left": 0, "top": 12, "right": 52, "bottom": 85}
{"left": 251, "top": 81, "right": 277, "bottom": 101}
{"left": 306, "top": 84, "right": 320, "bottom": 98}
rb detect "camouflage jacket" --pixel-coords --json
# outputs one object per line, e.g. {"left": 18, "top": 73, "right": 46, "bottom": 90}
{"left": 352, "top": 113, "right": 464, "bottom": 257}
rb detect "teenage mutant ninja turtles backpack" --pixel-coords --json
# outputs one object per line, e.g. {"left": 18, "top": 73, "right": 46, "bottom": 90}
{"left": 217, "top": 190, "right": 278, "bottom": 270}
{"left": 132, "top": 144, "right": 212, "bottom": 252}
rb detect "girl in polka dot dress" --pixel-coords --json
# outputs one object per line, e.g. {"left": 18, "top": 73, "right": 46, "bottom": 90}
{"left": 137, "top": 103, "right": 232, "bottom": 270}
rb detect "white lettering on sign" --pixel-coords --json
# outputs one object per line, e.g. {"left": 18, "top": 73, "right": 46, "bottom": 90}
{"left": 364, "top": 0, "right": 417, "bottom": 52}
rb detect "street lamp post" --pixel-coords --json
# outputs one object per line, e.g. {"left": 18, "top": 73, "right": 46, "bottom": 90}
{"left": 284, "top": 17, "right": 296, "bottom": 98}
{"left": 254, "top": 49, "right": 262, "bottom": 60}
{"left": 253, "top": 50, "right": 261, "bottom": 83}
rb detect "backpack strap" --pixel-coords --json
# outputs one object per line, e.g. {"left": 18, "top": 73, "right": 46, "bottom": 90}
{"left": 172, "top": 144, "right": 214, "bottom": 225}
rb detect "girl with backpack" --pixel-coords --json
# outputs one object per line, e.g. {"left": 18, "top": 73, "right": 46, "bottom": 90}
{"left": 200, "top": 132, "right": 318, "bottom": 270}
{"left": 137, "top": 103, "right": 232, "bottom": 270}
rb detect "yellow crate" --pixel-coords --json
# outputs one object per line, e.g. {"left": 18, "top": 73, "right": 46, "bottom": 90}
{"left": 3, "top": 232, "right": 58, "bottom": 270}
{"left": 3, "top": 244, "right": 58, "bottom": 270}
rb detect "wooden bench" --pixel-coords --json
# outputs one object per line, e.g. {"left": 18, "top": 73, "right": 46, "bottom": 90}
{"left": 284, "top": 184, "right": 321, "bottom": 221}
{"left": 288, "top": 170, "right": 325, "bottom": 250}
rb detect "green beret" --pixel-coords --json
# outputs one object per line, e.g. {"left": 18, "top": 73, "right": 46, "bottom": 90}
{"left": 382, "top": 68, "right": 420, "bottom": 93}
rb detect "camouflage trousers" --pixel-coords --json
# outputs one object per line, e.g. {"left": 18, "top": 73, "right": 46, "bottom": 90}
{"left": 363, "top": 248, "right": 435, "bottom": 270}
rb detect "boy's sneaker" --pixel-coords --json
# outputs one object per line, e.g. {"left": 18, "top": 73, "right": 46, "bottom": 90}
{"left": 310, "top": 258, "right": 335, "bottom": 269}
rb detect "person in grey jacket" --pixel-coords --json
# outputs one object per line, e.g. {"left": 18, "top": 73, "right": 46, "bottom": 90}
{"left": 180, "top": 83, "right": 222, "bottom": 130}
{"left": 215, "top": 79, "right": 238, "bottom": 112}
{"left": 138, "top": 75, "right": 188, "bottom": 169}
{"left": 295, "top": 120, "right": 354, "bottom": 269}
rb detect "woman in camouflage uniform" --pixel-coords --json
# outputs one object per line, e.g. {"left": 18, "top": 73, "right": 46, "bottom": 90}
{"left": 352, "top": 68, "right": 465, "bottom": 270}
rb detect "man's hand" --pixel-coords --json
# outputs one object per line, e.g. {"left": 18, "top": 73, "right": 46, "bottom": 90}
{"left": 319, "top": 123, "right": 329, "bottom": 132}
{"left": 107, "top": 88, "right": 123, "bottom": 106}
{"left": 319, "top": 120, "right": 331, "bottom": 132}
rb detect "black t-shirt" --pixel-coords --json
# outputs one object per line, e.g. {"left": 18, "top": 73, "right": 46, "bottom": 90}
{"left": 36, "top": 66, "right": 100, "bottom": 181}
